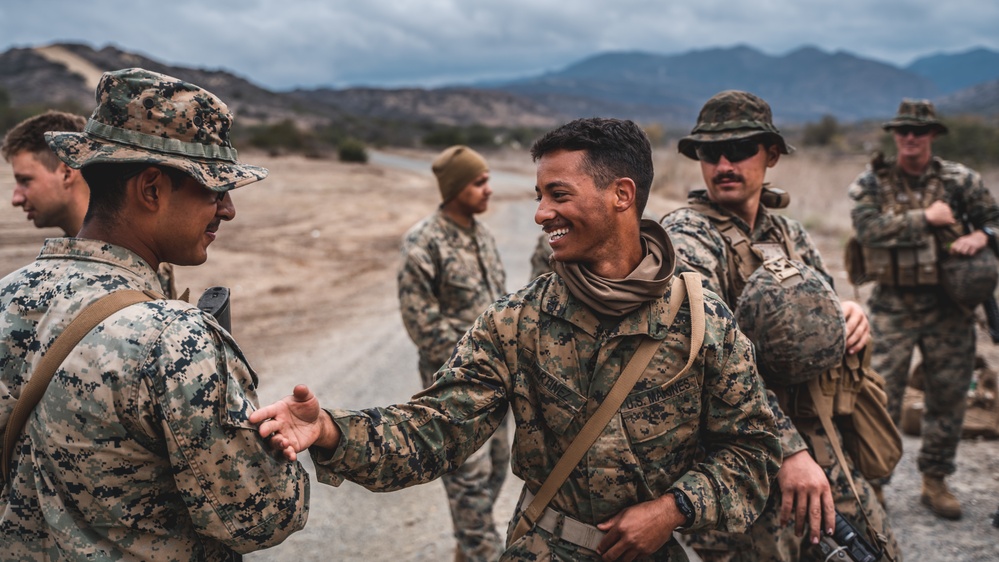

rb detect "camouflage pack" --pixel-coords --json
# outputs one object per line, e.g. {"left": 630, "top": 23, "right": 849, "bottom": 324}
{"left": 939, "top": 249, "right": 999, "bottom": 309}
{"left": 735, "top": 257, "right": 846, "bottom": 386}
{"left": 44, "top": 68, "right": 267, "bottom": 192}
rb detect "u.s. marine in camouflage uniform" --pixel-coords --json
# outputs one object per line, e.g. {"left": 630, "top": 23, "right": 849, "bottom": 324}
{"left": 2, "top": 110, "right": 179, "bottom": 297}
{"left": 0, "top": 69, "right": 309, "bottom": 560}
{"left": 255, "top": 118, "right": 781, "bottom": 561}
{"left": 398, "top": 145, "right": 510, "bottom": 561}
{"left": 662, "top": 91, "right": 899, "bottom": 561}
{"left": 848, "top": 99, "right": 999, "bottom": 520}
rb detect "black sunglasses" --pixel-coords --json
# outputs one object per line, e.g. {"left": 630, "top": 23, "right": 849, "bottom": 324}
{"left": 894, "top": 126, "right": 932, "bottom": 137}
{"left": 695, "top": 139, "right": 762, "bottom": 164}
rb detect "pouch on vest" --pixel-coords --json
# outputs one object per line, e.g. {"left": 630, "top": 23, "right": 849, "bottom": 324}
{"left": 783, "top": 350, "right": 903, "bottom": 481}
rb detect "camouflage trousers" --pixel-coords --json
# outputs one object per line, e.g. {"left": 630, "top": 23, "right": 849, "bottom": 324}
{"left": 443, "top": 414, "right": 511, "bottom": 562}
{"left": 686, "top": 417, "right": 899, "bottom": 562}
{"left": 870, "top": 286, "right": 975, "bottom": 476}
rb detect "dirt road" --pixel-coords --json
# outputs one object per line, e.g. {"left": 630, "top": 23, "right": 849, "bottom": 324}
{"left": 2, "top": 149, "right": 998, "bottom": 561}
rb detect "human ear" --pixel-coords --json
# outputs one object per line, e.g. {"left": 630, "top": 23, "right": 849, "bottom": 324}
{"left": 132, "top": 167, "right": 164, "bottom": 211}
{"left": 766, "top": 146, "right": 781, "bottom": 168}
{"left": 613, "top": 177, "right": 637, "bottom": 212}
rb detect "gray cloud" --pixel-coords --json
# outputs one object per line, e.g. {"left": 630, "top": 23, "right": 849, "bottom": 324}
{"left": 2, "top": 0, "right": 997, "bottom": 90}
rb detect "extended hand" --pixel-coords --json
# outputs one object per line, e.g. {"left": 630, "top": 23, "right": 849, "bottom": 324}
{"left": 841, "top": 300, "right": 870, "bottom": 355}
{"left": 777, "top": 450, "right": 835, "bottom": 545}
{"left": 595, "top": 495, "right": 681, "bottom": 561}
{"left": 249, "top": 384, "right": 340, "bottom": 461}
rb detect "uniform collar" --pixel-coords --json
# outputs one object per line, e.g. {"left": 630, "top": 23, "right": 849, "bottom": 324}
{"left": 539, "top": 274, "right": 671, "bottom": 340}
{"left": 37, "top": 237, "right": 164, "bottom": 292}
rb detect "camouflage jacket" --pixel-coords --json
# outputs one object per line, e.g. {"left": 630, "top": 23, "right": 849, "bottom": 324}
{"left": 848, "top": 155, "right": 999, "bottom": 250}
{"left": 313, "top": 272, "right": 780, "bottom": 536}
{"left": 529, "top": 233, "right": 554, "bottom": 280}
{"left": 661, "top": 190, "right": 831, "bottom": 456}
{"left": 398, "top": 209, "right": 506, "bottom": 385}
{"left": 0, "top": 238, "right": 309, "bottom": 561}
{"left": 849, "top": 155, "right": 999, "bottom": 301}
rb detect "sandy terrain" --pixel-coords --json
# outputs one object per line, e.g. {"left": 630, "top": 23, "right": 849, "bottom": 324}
{"left": 2, "top": 148, "right": 998, "bottom": 561}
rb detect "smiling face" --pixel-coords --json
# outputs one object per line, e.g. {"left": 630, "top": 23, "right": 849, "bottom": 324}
{"left": 534, "top": 149, "right": 620, "bottom": 269}
{"left": 10, "top": 150, "right": 76, "bottom": 231}
{"left": 157, "top": 172, "right": 235, "bottom": 266}
{"left": 892, "top": 126, "right": 936, "bottom": 168}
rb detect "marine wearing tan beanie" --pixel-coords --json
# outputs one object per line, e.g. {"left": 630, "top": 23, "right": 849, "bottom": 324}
{"left": 432, "top": 145, "right": 488, "bottom": 203}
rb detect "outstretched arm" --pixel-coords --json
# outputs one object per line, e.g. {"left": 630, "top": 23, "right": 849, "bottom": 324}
{"left": 250, "top": 385, "right": 341, "bottom": 461}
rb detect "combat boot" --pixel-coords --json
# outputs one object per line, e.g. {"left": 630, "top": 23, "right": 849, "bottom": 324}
{"left": 921, "top": 474, "right": 962, "bottom": 520}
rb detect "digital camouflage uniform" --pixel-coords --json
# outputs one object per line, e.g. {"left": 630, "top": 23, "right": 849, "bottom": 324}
{"left": 0, "top": 239, "right": 310, "bottom": 560}
{"left": 318, "top": 261, "right": 781, "bottom": 561}
{"left": 662, "top": 190, "right": 898, "bottom": 561}
{"left": 848, "top": 154, "right": 999, "bottom": 478}
{"left": 529, "top": 233, "right": 553, "bottom": 280}
{"left": 398, "top": 209, "right": 510, "bottom": 561}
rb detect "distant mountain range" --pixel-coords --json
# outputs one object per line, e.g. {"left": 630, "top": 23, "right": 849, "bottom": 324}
{"left": 1, "top": 42, "right": 996, "bottom": 135}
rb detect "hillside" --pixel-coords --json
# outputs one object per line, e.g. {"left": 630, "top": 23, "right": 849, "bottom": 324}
{"left": 1, "top": 42, "right": 997, "bottom": 145}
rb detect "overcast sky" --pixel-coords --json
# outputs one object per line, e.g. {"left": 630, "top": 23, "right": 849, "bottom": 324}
{"left": 2, "top": 0, "right": 997, "bottom": 91}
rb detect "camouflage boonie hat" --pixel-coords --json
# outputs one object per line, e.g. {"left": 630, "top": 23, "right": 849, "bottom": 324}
{"left": 734, "top": 257, "right": 845, "bottom": 386}
{"left": 44, "top": 68, "right": 267, "bottom": 192}
{"left": 882, "top": 98, "right": 948, "bottom": 135}
{"left": 678, "top": 90, "right": 794, "bottom": 160}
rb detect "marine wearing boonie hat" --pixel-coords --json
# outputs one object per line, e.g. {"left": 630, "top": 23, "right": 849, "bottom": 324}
{"left": 882, "top": 98, "right": 949, "bottom": 135}
{"left": 678, "top": 90, "right": 794, "bottom": 160}
{"left": 432, "top": 145, "right": 488, "bottom": 203}
{"left": 44, "top": 67, "right": 267, "bottom": 192}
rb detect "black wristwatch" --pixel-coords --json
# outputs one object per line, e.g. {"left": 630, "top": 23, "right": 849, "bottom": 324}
{"left": 670, "top": 488, "right": 695, "bottom": 528}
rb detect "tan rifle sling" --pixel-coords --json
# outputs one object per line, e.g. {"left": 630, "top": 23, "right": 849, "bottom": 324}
{"left": 2, "top": 289, "right": 160, "bottom": 483}
{"left": 510, "top": 272, "right": 705, "bottom": 544}
{"left": 686, "top": 201, "right": 799, "bottom": 301}
{"left": 808, "top": 374, "right": 898, "bottom": 562}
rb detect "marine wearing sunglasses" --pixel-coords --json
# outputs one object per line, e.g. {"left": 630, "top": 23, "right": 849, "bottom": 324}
{"left": 694, "top": 138, "right": 764, "bottom": 164}
{"left": 892, "top": 126, "right": 933, "bottom": 137}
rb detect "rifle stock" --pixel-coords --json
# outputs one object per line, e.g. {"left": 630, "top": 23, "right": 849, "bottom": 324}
{"left": 197, "top": 286, "right": 231, "bottom": 333}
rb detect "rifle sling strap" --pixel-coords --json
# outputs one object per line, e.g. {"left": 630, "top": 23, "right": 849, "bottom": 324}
{"left": 511, "top": 272, "right": 705, "bottom": 544}
{"left": 2, "top": 289, "right": 159, "bottom": 482}
{"left": 807, "top": 375, "right": 896, "bottom": 562}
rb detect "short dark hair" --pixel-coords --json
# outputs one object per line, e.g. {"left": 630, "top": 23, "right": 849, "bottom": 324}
{"left": 81, "top": 164, "right": 191, "bottom": 225}
{"left": 530, "top": 118, "right": 654, "bottom": 217}
{"left": 1, "top": 111, "right": 87, "bottom": 169}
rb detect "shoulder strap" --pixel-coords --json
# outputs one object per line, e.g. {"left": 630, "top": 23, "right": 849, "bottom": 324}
{"left": 807, "top": 372, "right": 896, "bottom": 562}
{"left": 511, "top": 272, "right": 705, "bottom": 542}
{"left": 2, "top": 289, "right": 159, "bottom": 483}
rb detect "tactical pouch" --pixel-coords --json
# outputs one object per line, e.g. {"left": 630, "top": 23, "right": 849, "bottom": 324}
{"left": 784, "top": 350, "right": 902, "bottom": 481}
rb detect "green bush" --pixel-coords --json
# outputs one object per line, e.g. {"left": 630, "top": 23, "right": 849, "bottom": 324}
{"left": 337, "top": 138, "right": 368, "bottom": 163}
{"left": 802, "top": 115, "right": 840, "bottom": 147}
{"left": 422, "top": 127, "right": 466, "bottom": 147}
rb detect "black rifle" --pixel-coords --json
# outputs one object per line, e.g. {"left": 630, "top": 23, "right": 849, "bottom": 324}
{"left": 817, "top": 512, "right": 882, "bottom": 562}
{"left": 197, "top": 286, "right": 232, "bottom": 333}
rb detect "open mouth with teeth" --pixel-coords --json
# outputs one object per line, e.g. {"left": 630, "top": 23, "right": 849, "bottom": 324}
{"left": 548, "top": 227, "right": 568, "bottom": 243}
